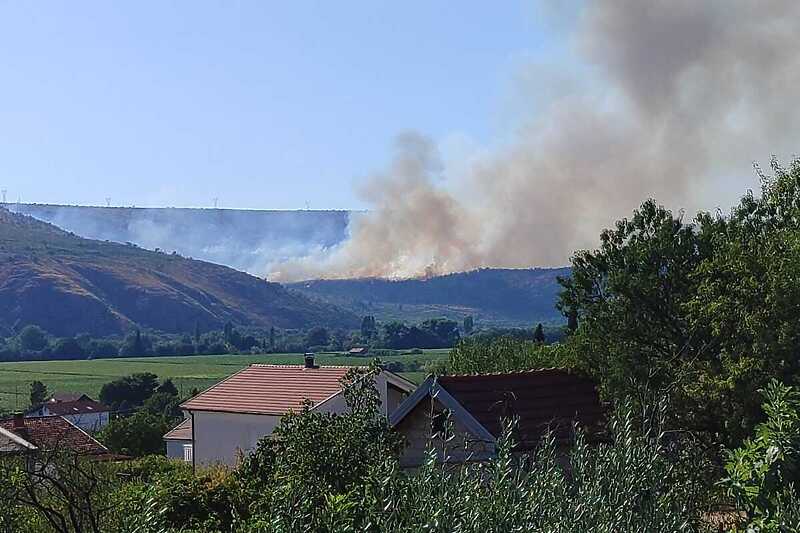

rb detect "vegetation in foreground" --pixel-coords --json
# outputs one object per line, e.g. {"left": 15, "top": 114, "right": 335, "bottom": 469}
{"left": 4, "top": 159, "right": 800, "bottom": 531}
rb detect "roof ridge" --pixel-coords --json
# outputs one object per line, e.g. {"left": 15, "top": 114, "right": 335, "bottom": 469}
{"left": 439, "top": 367, "right": 582, "bottom": 378}
{"left": 249, "top": 364, "right": 358, "bottom": 369}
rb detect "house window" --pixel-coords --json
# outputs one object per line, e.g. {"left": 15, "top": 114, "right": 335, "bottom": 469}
{"left": 432, "top": 410, "right": 450, "bottom": 437}
{"left": 183, "top": 444, "right": 193, "bottom": 463}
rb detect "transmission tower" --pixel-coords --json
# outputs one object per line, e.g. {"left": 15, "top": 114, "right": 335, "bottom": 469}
{"left": 105, "top": 197, "right": 111, "bottom": 207}
{"left": 1, "top": 189, "right": 6, "bottom": 205}
{"left": 213, "top": 197, "right": 219, "bottom": 209}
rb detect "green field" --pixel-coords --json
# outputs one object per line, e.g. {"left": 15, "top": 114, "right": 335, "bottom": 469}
{"left": 0, "top": 350, "right": 449, "bottom": 412}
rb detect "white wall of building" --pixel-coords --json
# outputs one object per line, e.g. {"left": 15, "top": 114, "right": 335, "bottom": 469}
{"left": 192, "top": 411, "right": 281, "bottom": 466}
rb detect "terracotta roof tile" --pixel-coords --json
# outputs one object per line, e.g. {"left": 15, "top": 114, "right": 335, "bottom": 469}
{"left": 180, "top": 364, "right": 354, "bottom": 415}
{"left": 0, "top": 416, "right": 110, "bottom": 456}
{"left": 163, "top": 418, "right": 193, "bottom": 441}
{"left": 438, "top": 370, "right": 604, "bottom": 448}
{"left": 40, "top": 399, "right": 111, "bottom": 415}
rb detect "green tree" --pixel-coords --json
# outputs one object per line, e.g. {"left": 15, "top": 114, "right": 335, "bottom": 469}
{"left": 118, "top": 329, "right": 150, "bottom": 357}
{"left": 142, "top": 392, "right": 182, "bottom": 420}
{"left": 533, "top": 323, "right": 545, "bottom": 343}
{"left": 269, "top": 326, "right": 276, "bottom": 351}
{"left": 462, "top": 315, "right": 474, "bottom": 335}
{"left": 18, "top": 325, "right": 48, "bottom": 352}
{"left": 360, "top": 316, "right": 377, "bottom": 340}
{"left": 99, "top": 372, "right": 160, "bottom": 411}
{"left": 305, "top": 326, "right": 330, "bottom": 348}
{"left": 155, "top": 378, "right": 178, "bottom": 396}
{"left": 29, "top": 380, "right": 48, "bottom": 407}
{"left": 98, "top": 411, "right": 172, "bottom": 457}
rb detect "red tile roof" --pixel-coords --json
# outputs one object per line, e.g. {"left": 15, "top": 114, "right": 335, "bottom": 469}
{"left": 180, "top": 364, "right": 354, "bottom": 415}
{"left": 164, "top": 418, "right": 193, "bottom": 441}
{"left": 42, "top": 399, "right": 111, "bottom": 415}
{"left": 437, "top": 370, "right": 604, "bottom": 448}
{"left": 0, "top": 416, "right": 110, "bottom": 456}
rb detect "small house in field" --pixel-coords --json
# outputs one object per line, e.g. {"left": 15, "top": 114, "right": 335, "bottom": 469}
{"left": 348, "top": 346, "right": 369, "bottom": 355}
{"left": 389, "top": 370, "right": 604, "bottom": 467}
{"left": 27, "top": 393, "right": 111, "bottom": 433}
{"left": 167, "top": 355, "right": 415, "bottom": 466}
{"left": 0, "top": 414, "right": 112, "bottom": 458}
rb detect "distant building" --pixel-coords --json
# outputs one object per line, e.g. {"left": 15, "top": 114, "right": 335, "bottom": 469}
{"left": 167, "top": 355, "right": 415, "bottom": 466}
{"left": 0, "top": 414, "right": 111, "bottom": 458}
{"left": 390, "top": 370, "right": 604, "bottom": 467}
{"left": 27, "top": 393, "right": 111, "bottom": 433}
{"left": 348, "top": 346, "right": 369, "bottom": 355}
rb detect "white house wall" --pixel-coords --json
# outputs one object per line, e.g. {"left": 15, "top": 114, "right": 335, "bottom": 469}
{"left": 192, "top": 411, "right": 280, "bottom": 466}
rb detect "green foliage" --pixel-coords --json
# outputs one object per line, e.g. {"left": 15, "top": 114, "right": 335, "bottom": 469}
{"left": 559, "top": 157, "right": 800, "bottom": 447}
{"left": 462, "top": 315, "right": 474, "bottom": 335}
{"left": 448, "top": 336, "right": 574, "bottom": 375}
{"left": 99, "top": 372, "right": 160, "bottom": 411}
{"left": 722, "top": 380, "right": 800, "bottom": 529}
{"left": 18, "top": 325, "right": 48, "bottom": 352}
{"left": 98, "top": 411, "right": 173, "bottom": 457}
{"left": 29, "top": 379, "right": 48, "bottom": 407}
{"left": 142, "top": 391, "right": 182, "bottom": 420}
{"left": 533, "top": 322, "right": 545, "bottom": 343}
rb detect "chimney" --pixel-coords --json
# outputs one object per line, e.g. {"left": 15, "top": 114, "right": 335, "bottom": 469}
{"left": 304, "top": 353, "right": 317, "bottom": 369}
{"left": 13, "top": 412, "right": 24, "bottom": 429}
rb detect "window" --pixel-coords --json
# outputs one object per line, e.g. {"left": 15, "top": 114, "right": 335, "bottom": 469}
{"left": 183, "top": 443, "right": 193, "bottom": 463}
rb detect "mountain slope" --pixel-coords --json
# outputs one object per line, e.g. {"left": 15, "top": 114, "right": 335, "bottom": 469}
{"left": 0, "top": 209, "right": 357, "bottom": 336}
{"left": 287, "top": 268, "right": 570, "bottom": 327}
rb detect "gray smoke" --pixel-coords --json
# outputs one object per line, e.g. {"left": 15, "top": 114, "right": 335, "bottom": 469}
{"left": 270, "top": 0, "right": 800, "bottom": 281}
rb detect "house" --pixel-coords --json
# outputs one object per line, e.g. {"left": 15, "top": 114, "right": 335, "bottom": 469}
{"left": 163, "top": 417, "right": 193, "bottom": 462}
{"left": 27, "top": 393, "right": 111, "bottom": 433}
{"left": 0, "top": 413, "right": 111, "bottom": 458}
{"left": 348, "top": 346, "right": 369, "bottom": 355}
{"left": 389, "top": 370, "right": 604, "bottom": 467}
{"left": 168, "top": 355, "right": 415, "bottom": 466}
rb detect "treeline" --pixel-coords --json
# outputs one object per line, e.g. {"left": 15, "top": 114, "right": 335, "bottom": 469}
{"left": 0, "top": 318, "right": 561, "bottom": 362}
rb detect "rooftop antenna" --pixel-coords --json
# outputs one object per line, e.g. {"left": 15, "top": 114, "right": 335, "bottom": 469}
{"left": 213, "top": 197, "right": 219, "bottom": 209}
{"left": 105, "top": 197, "right": 111, "bottom": 207}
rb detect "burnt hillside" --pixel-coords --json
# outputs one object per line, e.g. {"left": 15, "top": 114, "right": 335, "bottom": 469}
{"left": 0, "top": 209, "right": 357, "bottom": 336}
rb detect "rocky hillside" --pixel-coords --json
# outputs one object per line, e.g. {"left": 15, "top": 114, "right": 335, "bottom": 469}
{"left": 288, "top": 268, "right": 570, "bottom": 327}
{"left": 0, "top": 209, "right": 357, "bottom": 336}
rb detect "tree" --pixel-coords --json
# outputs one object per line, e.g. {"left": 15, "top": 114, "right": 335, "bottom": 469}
{"left": 269, "top": 326, "right": 276, "bottom": 352}
{"left": 156, "top": 378, "right": 178, "bottom": 396}
{"left": 462, "top": 315, "right": 474, "bottom": 335}
{"left": 194, "top": 321, "right": 201, "bottom": 346}
{"left": 305, "top": 326, "right": 330, "bottom": 348}
{"left": 118, "top": 329, "right": 150, "bottom": 357}
{"left": 533, "top": 323, "right": 545, "bottom": 343}
{"left": 18, "top": 325, "right": 48, "bottom": 352}
{"left": 360, "top": 316, "right": 377, "bottom": 340}
{"left": 51, "top": 337, "right": 85, "bottom": 358}
{"left": 142, "top": 391, "right": 182, "bottom": 420}
{"left": 99, "top": 372, "right": 160, "bottom": 411}
{"left": 98, "top": 411, "right": 172, "bottom": 457}
{"left": 29, "top": 380, "right": 48, "bottom": 407}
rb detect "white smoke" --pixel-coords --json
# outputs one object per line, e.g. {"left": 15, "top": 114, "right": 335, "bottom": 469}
{"left": 270, "top": 0, "right": 800, "bottom": 281}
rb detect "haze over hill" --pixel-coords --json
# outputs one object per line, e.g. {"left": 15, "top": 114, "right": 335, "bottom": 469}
{"left": 10, "top": 203, "right": 350, "bottom": 276}
{"left": 0, "top": 208, "right": 357, "bottom": 337}
{"left": 288, "top": 268, "right": 568, "bottom": 327}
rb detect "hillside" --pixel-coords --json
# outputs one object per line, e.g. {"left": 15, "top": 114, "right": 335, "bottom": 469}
{"left": 10, "top": 203, "right": 350, "bottom": 275}
{"left": 287, "top": 268, "right": 570, "bottom": 327}
{"left": 0, "top": 209, "right": 357, "bottom": 336}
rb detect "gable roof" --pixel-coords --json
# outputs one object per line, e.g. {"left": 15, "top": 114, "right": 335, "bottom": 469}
{"left": 50, "top": 392, "right": 93, "bottom": 403}
{"left": 38, "top": 399, "right": 111, "bottom": 416}
{"left": 180, "top": 364, "right": 354, "bottom": 415}
{"left": 391, "top": 370, "right": 604, "bottom": 449}
{"left": 0, "top": 416, "right": 110, "bottom": 456}
{"left": 163, "top": 417, "right": 193, "bottom": 441}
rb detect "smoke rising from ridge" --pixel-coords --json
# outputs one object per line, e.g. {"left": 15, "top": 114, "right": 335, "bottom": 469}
{"left": 271, "top": 1, "right": 800, "bottom": 282}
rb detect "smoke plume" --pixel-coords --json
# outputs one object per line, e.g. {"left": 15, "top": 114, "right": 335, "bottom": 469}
{"left": 270, "top": 0, "right": 800, "bottom": 281}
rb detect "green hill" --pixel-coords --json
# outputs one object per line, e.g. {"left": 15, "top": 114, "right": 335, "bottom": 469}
{"left": 287, "top": 268, "right": 569, "bottom": 327}
{"left": 0, "top": 208, "right": 357, "bottom": 336}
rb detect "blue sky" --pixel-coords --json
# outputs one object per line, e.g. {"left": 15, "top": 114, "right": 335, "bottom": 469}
{"left": 0, "top": 2, "right": 567, "bottom": 209}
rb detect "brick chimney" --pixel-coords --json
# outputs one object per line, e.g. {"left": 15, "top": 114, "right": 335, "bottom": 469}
{"left": 304, "top": 353, "right": 318, "bottom": 369}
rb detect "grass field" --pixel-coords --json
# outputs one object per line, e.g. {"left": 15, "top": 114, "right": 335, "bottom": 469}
{"left": 0, "top": 350, "right": 450, "bottom": 412}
